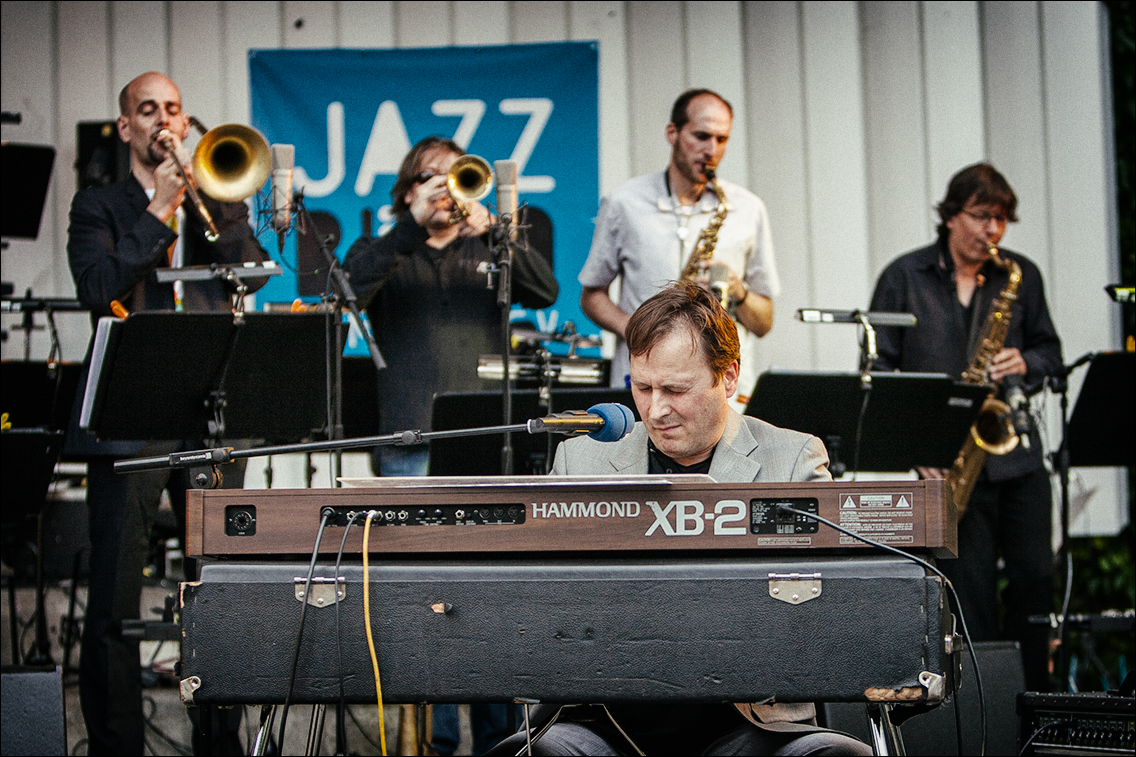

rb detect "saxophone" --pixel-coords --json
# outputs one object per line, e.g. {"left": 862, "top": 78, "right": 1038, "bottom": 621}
{"left": 945, "top": 244, "right": 1023, "bottom": 516}
{"left": 680, "top": 168, "right": 731, "bottom": 307}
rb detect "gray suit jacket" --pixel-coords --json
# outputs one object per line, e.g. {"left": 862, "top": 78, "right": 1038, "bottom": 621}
{"left": 552, "top": 409, "right": 831, "bottom": 484}
{"left": 551, "top": 409, "right": 831, "bottom": 725}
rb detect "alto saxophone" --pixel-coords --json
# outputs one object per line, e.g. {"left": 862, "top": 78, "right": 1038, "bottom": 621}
{"left": 680, "top": 169, "right": 731, "bottom": 307}
{"left": 945, "top": 244, "right": 1023, "bottom": 516}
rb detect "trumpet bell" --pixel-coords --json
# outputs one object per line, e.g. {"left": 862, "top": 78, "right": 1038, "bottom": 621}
{"left": 447, "top": 154, "right": 493, "bottom": 203}
{"left": 192, "top": 124, "right": 272, "bottom": 203}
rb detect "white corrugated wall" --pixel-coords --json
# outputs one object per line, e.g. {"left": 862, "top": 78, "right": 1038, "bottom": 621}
{"left": 0, "top": 1, "right": 1124, "bottom": 533}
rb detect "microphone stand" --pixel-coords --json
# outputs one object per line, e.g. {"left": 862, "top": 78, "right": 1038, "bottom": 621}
{"left": 1048, "top": 351, "right": 1095, "bottom": 689}
{"left": 113, "top": 418, "right": 586, "bottom": 477}
{"left": 292, "top": 194, "right": 387, "bottom": 487}
{"left": 483, "top": 210, "right": 518, "bottom": 474}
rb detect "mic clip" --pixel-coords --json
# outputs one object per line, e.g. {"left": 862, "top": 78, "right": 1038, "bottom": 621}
{"left": 477, "top": 260, "right": 500, "bottom": 290}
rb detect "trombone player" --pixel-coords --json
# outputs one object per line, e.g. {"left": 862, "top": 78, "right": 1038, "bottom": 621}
{"left": 66, "top": 71, "right": 269, "bottom": 754}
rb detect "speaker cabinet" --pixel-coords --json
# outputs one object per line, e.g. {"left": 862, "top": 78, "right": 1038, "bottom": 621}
{"left": 823, "top": 640, "right": 1025, "bottom": 756}
{"left": 0, "top": 666, "right": 66, "bottom": 755}
{"left": 76, "top": 120, "right": 130, "bottom": 190}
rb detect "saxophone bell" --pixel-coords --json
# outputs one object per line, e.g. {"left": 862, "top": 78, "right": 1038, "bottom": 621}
{"left": 946, "top": 247, "right": 1023, "bottom": 517}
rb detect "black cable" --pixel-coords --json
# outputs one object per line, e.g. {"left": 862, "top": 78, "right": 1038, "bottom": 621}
{"left": 1018, "top": 719, "right": 1073, "bottom": 756}
{"left": 17, "top": 611, "right": 36, "bottom": 661}
{"left": 954, "top": 683, "right": 964, "bottom": 756}
{"left": 1057, "top": 552, "right": 1074, "bottom": 689}
{"left": 141, "top": 694, "right": 193, "bottom": 755}
{"left": 345, "top": 703, "right": 385, "bottom": 752}
{"left": 333, "top": 512, "right": 360, "bottom": 755}
{"left": 850, "top": 383, "right": 871, "bottom": 478}
{"left": 277, "top": 509, "right": 332, "bottom": 751}
{"left": 773, "top": 503, "right": 987, "bottom": 756}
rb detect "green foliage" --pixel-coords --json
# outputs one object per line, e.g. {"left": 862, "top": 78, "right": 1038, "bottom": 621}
{"left": 1058, "top": 1, "right": 1135, "bottom": 693}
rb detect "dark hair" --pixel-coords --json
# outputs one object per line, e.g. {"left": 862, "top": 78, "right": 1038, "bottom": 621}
{"left": 118, "top": 82, "right": 131, "bottom": 116}
{"left": 390, "top": 136, "right": 463, "bottom": 217}
{"left": 935, "top": 163, "right": 1019, "bottom": 239}
{"left": 669, "top": 89, "right": 733, "bottom": 131}
{"left": 626, "top": 281, "right": 740, "bottom": 385}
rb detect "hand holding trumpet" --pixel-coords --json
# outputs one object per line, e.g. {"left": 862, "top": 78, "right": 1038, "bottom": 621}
{"left": 407, "top": 169, "right": 493, "bottom": 240}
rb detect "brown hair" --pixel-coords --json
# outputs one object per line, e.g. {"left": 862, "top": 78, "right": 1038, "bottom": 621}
{"left": 390, "top": 136, "right": 463, "bottom": 217}
{"left": 670, "top": 89, "right": 733, "bottom": 131}
{"left": 626, "top": 281, "right": 740, "bottom": 385}
{"left": 935, "top": 163, "right": 1018, "bottom": 239}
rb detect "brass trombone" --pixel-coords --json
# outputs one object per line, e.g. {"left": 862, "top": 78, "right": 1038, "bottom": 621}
{"left": 156, "top": 120, "right": 271, "bottom": 241}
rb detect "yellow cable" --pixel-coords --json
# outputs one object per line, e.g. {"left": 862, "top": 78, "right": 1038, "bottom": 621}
{"left": 363, "top": 511, "right": 387, "bottom": 756}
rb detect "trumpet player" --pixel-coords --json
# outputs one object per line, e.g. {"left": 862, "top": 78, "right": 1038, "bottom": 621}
{"left": 342, "top": 135, "right": 558, "bottom": 755}
{"left": 869, "top": 163, "right": 1063, "bottom": 692}
{"left": 66, "top": 71, "right": 268, "bottom": 755}
{"left": 579, "top": 89, "right": 779, "bottom": 410}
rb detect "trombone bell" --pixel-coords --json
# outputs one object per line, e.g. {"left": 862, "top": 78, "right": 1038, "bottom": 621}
{"left": 192, "top": 124, "right": 272, "bottom": 203}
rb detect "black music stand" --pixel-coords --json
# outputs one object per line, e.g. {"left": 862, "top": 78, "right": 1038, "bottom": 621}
{"left": 81, "top": 312, "right": 334, "bottom": 442}
{"left": 429, "top": 387, "right": 637, "bottom": 476}
{"left": 1067, "top": 351, "right": 1134, "bottom": 467}
{"left": 745, "top": 370, "right": 988, "bottom": 473}
{"left": 1, "top": 143, "right": 55, "bottom": 241}
{"left": 1, "top": 428, "right": 65, "bottom": 665}
{"left": 0, "top": 361, "right": 84, "bottom": 432}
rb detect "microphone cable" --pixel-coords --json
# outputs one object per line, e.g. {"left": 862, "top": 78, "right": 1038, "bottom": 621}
{"left": 773, "top": 503, "right": 986, "bottom": 756}
{"left": 333, "top": 511, "right": 361, "bottom": 755}
{"left": 362, "top": 511, "right": 388, "bottom": 755}
{"left": 277, "top": 508, "right": 332, "bottom": 750}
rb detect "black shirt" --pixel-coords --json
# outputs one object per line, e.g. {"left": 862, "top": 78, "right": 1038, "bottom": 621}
{"left": 604, "top": 439, "right": 742, "bottom": 754}
{"left": 342, "top": 211, "right": 558, "bottom": 433}
{"left": 647, "top": 440, "right": 715, "bottom": 475}
{"left": 868, "top": 238, "right": 1063, "bottom": 479}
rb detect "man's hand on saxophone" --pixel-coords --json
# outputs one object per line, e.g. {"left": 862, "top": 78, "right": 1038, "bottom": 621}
{"left": 698, "top": 258, "right": 773, "bottom": 337}
{"left": 988, "top": 347, "right": 1027, "bottom": 382}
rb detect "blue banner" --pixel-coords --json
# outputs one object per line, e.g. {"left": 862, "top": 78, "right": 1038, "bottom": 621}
{"left": 248, "top": 42, "right": 599, "bottom": 354}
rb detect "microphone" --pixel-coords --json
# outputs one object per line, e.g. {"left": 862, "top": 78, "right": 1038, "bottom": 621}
{"left": 494, "top": 159, "right": 517, "bottom": 239}
{"left": 1003, "top": 374, "right": 1032, "bottom": 448}
{"left": 797, "top": 309, "right": 917, "bottom": 327}
{"left": 708, "top": 261, "right": 731, "bottom": 309}
{"left": 527, "top": 403, "right": 635, "bottom": 442}
{"left": 271, "top": 144, "right": 295, "bottom": 252}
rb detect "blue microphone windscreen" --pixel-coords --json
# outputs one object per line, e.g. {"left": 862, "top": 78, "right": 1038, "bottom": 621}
{"left": 586, "top": 403, "right": 635, "bottom": 442}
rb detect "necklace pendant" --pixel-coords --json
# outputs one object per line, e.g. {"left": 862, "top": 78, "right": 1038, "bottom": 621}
{"left": 676, "top": 226, "right": 689, "bottom": 241}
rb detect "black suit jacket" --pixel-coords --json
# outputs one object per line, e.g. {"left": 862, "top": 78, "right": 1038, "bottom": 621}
{"left": 67, "top": 174, "right": 268, "bottom": 318}
{"left": 64, "top": 174, "right": 269, "bottom": 456}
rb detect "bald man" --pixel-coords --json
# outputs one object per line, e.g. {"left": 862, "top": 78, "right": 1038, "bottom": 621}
{"left": 66, "top": 71, "right": 268, "bottom": 754}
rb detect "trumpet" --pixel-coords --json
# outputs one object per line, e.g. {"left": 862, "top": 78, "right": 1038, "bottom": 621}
{"left": 446, "top": 154, "right": 493, "bottom": 224}
{"left": 156, "top": 121, "right": 271, "bottom": 242}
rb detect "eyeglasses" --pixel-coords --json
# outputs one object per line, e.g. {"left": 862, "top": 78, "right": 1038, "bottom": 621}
{"left": 962, "top": 209, "right": 1009, "bottom": 226}
{"left": 412, "top": 171, "right": 439, "bottom": 184}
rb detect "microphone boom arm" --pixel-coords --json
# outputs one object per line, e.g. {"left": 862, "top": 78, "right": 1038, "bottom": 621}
{"left": 114, "top": 418, "right": 595, "bottom": 475}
